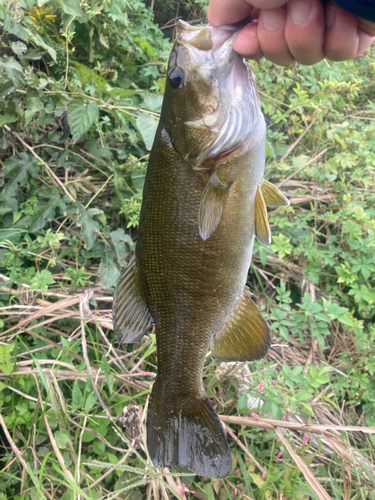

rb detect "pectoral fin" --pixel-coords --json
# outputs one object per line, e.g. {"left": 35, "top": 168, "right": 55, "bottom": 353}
{"left": 112, "top": 256, "right": 153, "bottom": 345}
{"left": 212, "top": 288, "right": 270, "bottom": 362}
{"left": 261, "top": 179, "right": 290, "bottom": 208}
{"left": 254, "top": 185, "right": 271, "bottom": 247}
{"left": 198, "top": 171, "right": 231, "bottom": 241}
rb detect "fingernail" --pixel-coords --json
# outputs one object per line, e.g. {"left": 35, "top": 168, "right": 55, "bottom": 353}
{"left": 289, "top": 0, "right": 312, "bottom": 25}
{"left": 262, "top": 9, "right": 285, "bottom": 31}
{"left": 325, "top": 3, "right": 336, "bottom": 29}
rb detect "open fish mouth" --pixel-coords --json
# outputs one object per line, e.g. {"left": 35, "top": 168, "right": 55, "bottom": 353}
{"left": 177, "top": 19, "right": 239, "bottom": 53}
{"left": 175, "top": 21, "right": 261, "bottom": 167}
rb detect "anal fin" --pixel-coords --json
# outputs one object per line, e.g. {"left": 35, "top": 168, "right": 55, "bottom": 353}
{"left": 254, "top": 185, "right": 271, "bottom": 247}
{"left": 198, "top": 170, "right": 231, "bottom": 241}
{"left": 261, "top": 179, "right": 290, "bottom": 208}
{"left": 112, "top": 255, "right": 153, "bottom": 345}
{"left": 212, "top": 288, "right": 270, "bottom": 362}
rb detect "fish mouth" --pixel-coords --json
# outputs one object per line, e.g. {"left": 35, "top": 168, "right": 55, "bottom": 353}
{"left": 177, "top": 20, "right": 239, "bottom": 53}
{"left": 183, "top": 60, "right": 260, "bottom": 166}
{"left": 173, "top": 21, "right": 261, "bottom": 168}
{"left": 196, "top": 58, "right": 260, "bottom": 166}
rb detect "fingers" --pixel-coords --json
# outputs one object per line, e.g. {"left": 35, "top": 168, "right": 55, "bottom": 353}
{"left": 285, "top": 0, "right": 324, "bottom": 65}
{"left": 207, "top": 0, "right": 288, "bottom": 26}
{"left": 207, "top": 0, "right": 253, "bottom": 26}
{"left": 257, "top": 6, "right": 295, "bottom": 66}
{"left": 233, "top": 22, "right": 264, "bottom": 61}
{"left": 234, "top": 0, "right": 325, "bottom": 66}
{"left": 208, "top": 0, "right": 375, "bottom": 65}
{"left": 324, "top": 1, "right": 375, "bottom": 60}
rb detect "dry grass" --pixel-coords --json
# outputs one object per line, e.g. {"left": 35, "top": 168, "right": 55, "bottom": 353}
{"left": 1, "top": 270, "right": 375, "bottom": 499}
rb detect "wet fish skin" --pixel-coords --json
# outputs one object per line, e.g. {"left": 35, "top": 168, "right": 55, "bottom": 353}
{"left": 112, "top": 20, "right": 289, "bottom": 478}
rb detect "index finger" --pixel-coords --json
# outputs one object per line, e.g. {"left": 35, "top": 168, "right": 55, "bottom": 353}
{"left": 208, "top": 0, "right": 288, "bottom": 26}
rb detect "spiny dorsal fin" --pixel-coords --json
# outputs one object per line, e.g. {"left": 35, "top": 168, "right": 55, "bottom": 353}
{"left": 212, "top": 288, "right": 270, "bottom": 362}
{"left": 254, "top": 185, "right": 271, "bottom": 247}
{"left": 112, "top": 255, "right": 153, "bottom": 345}
{"left": 261, "top": 179, "right": 290, "bottom": 208}
{"left": 198, "top": 170, "right": 231, "bottom": 241}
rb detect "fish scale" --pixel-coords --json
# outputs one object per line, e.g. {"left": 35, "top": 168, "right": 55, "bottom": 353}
{"left": 112, "top": 20, "right": 290, "bottom": 478}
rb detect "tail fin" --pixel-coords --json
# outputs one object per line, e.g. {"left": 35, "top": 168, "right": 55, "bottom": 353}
{"left": 147, "top": 380, "right": 232, "bottom": 478}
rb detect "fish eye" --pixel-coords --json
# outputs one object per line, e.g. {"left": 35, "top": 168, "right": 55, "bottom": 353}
{"left": 168, "top": 67, "right": 184, "bottom": 89}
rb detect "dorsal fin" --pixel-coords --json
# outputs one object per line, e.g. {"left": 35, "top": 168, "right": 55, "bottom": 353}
{"left": 212, "top": 288, "right": 270, "bottom": 362}
{"left": 261, "top": 179, "right": 290, "bottom": 208}
{"left": 112, "top": 256, "right": 153, "bottom": 345}
{"left": 198, "top": 170, "right": 231, "bottom": 241}
{"left": 254, "top": 185, "right": 271, "bottom": 247}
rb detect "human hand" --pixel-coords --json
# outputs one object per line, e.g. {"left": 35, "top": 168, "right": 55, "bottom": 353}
{"left": 207, "top": 0, "right": 375, "bottom": 65}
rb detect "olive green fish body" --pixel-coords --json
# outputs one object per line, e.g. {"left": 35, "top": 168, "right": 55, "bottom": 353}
{"left": 112, "top": 20, "right": 289, "bottom": 478}
{"left": 137, "top": 123, "right": 265, "bottom": 388}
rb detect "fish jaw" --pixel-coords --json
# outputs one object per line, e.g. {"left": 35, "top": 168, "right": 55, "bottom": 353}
{"left": 162, "top": 21, "right": 262, "bottom": 168}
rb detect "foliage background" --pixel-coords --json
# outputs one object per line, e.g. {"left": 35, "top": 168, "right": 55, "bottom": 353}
{"left": 0, "top": 0, "right": 375, "bottom": 499}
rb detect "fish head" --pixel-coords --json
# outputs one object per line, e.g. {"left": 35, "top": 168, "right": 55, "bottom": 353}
{"left": 161, "top": 20, "right": 261, "bottom": 167}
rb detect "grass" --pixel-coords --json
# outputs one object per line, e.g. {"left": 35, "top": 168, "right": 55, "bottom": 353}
{"left": 1, "top": 275, "right": 375, "bottom": 499}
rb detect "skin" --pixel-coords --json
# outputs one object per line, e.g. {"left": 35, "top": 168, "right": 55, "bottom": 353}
{"left": 207, "top": 0, "right": 375, "bottom": 66}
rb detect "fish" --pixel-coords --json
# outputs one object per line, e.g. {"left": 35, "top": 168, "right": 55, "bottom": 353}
{"left": 112, "top": 20, "right": 289, "bottom": 478}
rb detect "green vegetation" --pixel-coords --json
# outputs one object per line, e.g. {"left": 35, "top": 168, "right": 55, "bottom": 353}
{"left": 1, "top": 0, "right": 375, "bottom": 499}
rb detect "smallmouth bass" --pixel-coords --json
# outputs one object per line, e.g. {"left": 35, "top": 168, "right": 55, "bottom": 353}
{"left": 112, "top": 20, "right": 289, "bottom": 478}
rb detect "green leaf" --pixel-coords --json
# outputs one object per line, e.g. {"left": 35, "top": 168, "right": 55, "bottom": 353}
{"left": 237, "top": 394, "right": 248, "bottom": 411}
{"left": 54, "top": 430, "right": 70, "bottom": 449}
{"left": 1, "top": 153, "right": 39, "bottom": 210}
{"left": 71, "top": 380, "right": 83, "bottom": 412}
{"left": 259, "top": 247, "right": 268, "bottom": 266}
{"left": 85, "top": 393, "right": 98, "bottom": 413}
{"left": 29, "top": 188, "right": 67, "bottom": 232}
{"left": 23, "top": 28, "right": 57, "bottom": 61}
{"left": 81, "top": 430, "right": 96, "bottom": 443}
{"left": 11, "top": 41, "right": 27, "bottom": 56}
{"left": 31, "top": 270, "right": 55, "bottom": 293}
{"left": 0, "top": 343, "right": 14, "bottom": 375}
{"left": 25, "top": 95, "right": 44, "bottom": 125}
{"left": 134, "top": 37, "right": 155, "bottom": 57}
{"left": 74, "top": 62, "right": 108, "bottom": 92}
{"left": 136, "top": 113, "right": 159, "bottom": 151}
{"left": 266, "top": 140, "right": 276, "bottom": 158}
{"left": 0, "top": 55, "right": 23, "bottom": 86}
{"left": 108, "top": 88, "right": 139, "bottom": 98}
{"left": 4, "top": 15, "right": 28, "bottom": 41}
{"left": 76, "top": 205, "right": 100, "bottom": 250}
{"left": 62, "top": 0, "right": 83, "bottom": 16}
{"left": 110, "top": 228, "right": 132, "bottom": 264}
{"left": 93, "top": 440, "right": 106, "bottom": 456}
{"left": 68, "top": 99, "right": 99, "bottom": 141}
{"left": 106, "top": 374, "right": 114, "bottom": 394}
{"left": 338, "top": 314, "right": 355, "bottom": 327}
{"left": 98, "top": 253, "right": 121, "bottom": 289}
{"left": 0, "top": 101, "right": 18, "bottom": 126}
{"left": 296, "top": 391, "right": 312, "bottom": 401}
{"left": 142, "top": 93, "right": 163, "bottom": 112}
